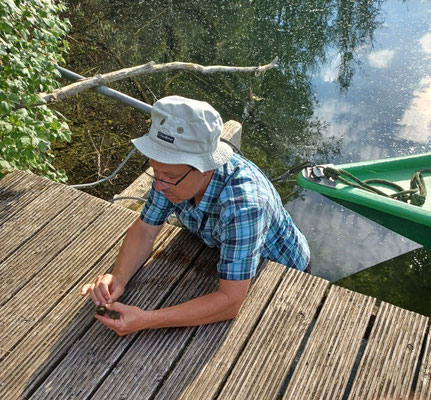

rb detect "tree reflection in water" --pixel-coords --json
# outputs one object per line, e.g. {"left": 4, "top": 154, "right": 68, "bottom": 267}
{"left": 52, "top": 0, "right": 430, "bottom": 315}
{"left": 54, "top": 0, "right": 382, "bottom": 202}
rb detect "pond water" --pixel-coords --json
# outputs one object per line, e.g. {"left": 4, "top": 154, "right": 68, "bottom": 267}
{"left": 55, "top": 0, "right": 431, "bottom": 315}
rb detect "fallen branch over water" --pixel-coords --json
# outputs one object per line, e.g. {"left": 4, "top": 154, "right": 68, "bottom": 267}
{"left": 37, "top": 57, "right": 278, "bottom": 105}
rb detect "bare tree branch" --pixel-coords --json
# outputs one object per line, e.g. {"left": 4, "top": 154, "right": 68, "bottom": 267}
{"left": 38, "top": 57, "right": 279, "bottom": 105}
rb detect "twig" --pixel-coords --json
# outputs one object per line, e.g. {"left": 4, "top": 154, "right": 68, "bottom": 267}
{"left": 86, "top": 130, "right": 103, "bottom": 179}
{"left": 37, "top": 57, "right": 279, "bottom": 105}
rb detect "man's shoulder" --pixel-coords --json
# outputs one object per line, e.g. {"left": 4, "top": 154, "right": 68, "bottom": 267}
{"left": 215, "top": 154, "right": 281, "bottom": 215}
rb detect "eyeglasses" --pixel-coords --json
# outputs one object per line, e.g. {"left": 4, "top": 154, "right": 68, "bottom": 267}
{"left": 144, "top": 166, "right": 194, "bottom": 187}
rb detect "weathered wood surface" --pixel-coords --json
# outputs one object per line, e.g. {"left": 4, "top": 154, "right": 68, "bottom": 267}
{"left": 155, "top": 260, "right": 285, "bottom": 400}
{"left": 216, "top": 269, "right": 328, "bottom": 400}
{"left": 348, "top": 302, "right": 428, "bottom": 400}
{"left": 0, "top": 170, "right": 430, "bottom": 400}
{"left": 29, "top": 229, "right": 208, "bottom": 400}
{"left": 283, "top": 286, "right": 376, "bottom": 400}
{"left": 115, "top": 120, "right": 242, "bottom": 210}
{"left": 414, "top": 328, "right": 431, "bottom": 399}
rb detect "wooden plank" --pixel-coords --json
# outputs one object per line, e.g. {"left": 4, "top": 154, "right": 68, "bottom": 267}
{"left": 0, "top": 171, "right": 59, "bottom": 223}
{"left": 0, "top": 170, "right": 44, "bottom": 202}
{"left": 0, "top": 170, "right": 29, "bottom": 188}
{"left": 113, "top": 169, "right": 153, "bottom": 211}
{"left": 348, "top": 302, "right": 429, "bottom": 400}
{"left": 0, "top": 224, "right": 176, "bottom": 400}
{"left": 213, "top": 269, "right": 328, "bottom": 400}
{"left": 0, "top": 193, "right": 109, "bottom": 305}
{"left": 0, "top": 203, "right": 138, "bottom": 359}
{"left": 0, "top": 181, "right": 82, "bottom": 263}
{"left": 91, "top": 246, "right": 221, "bottom": 400}
{"left": 154, "top": 260, "right": 285, "bottom": 400}
{"left": 413, "top": 326, "right": 431, "bottom": 400}
{"left": 220, "top": 120, "right": 242, "bottom": 150}
{"left": 0, "top": 170, "right": 38, "bottom": 202}
{"left": 115, "top": 120, "right": 242, "bottom": 211}
{"left": 28, "top": 229, "right": 207, "bottom": 400}
{"left": 283, "top": 285, "right": 376, "bottom": 400}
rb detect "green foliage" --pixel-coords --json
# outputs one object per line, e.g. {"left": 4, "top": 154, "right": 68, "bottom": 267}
{"left": 0, "top": 0, "right": 71, "bottom": 181}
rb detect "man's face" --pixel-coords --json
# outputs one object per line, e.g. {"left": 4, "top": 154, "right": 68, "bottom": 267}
{"left": 148, "top": 160, "right": 206, "bottom": 204}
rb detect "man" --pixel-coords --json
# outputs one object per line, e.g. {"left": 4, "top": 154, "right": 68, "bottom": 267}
{"left": 81, "top": 95, "right": 310, "bottom": 336}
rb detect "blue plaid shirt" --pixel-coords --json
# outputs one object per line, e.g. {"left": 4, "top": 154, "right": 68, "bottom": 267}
{"left": 140, "top": 154, "right": 310, "bottom": 280}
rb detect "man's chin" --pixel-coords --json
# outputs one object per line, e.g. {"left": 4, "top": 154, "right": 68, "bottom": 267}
{"left": 164, "top": 193, "right": 183, "bottom": 204}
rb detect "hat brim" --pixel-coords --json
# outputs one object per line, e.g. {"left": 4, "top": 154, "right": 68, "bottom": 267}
{"left": 132, "top": 134, "right": 233, "bottom": 172}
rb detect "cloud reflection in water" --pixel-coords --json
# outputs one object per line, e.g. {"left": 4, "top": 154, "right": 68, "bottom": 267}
{"left": 367, "top": 49, "right": 396, "bottom": 69}
{"left": 396, "top": 76, "right": 431, "bottom": 143}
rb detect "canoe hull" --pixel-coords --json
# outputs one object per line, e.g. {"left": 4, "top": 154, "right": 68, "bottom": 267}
{"left": 297, "top": 153, "right": 431, "bottom": 248}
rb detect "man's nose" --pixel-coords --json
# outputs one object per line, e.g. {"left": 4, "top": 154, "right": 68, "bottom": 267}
{"left": 154, "top": 180, "right": 169, "bottom": 191}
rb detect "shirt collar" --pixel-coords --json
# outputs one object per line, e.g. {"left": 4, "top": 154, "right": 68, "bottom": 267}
{"left": 196, "top": 165, "right": 226, "bottom": 213}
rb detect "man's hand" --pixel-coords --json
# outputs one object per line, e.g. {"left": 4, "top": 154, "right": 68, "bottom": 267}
{"left": 80, "top": 274, "right": 125, "bottom": 306}
{"left": 80, "top": 218, "right": 163, "bottom": 307}
{"left": 90, "top": 278, "right": 251, "bottom": 336}
{"left": 94, "top": 302, "right": 151, "bottom": 336}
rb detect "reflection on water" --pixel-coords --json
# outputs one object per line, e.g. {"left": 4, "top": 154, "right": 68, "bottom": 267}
{"left": 57, "top": 0, "right": 385, "bottom": 199}
{"left": 337, "top": 247, "right": 431, "bottom": 317}
{"left": 55, "top": 0, "right": 431, "bottom": 314}
{"left": 312, "top": 0, "right": 431, "bottom": 165}
{"left": 286, "top": 191, "right": 420, "bottom": 282}
{"left": 397, "top": 76, "right": 431, "bottom": 143}
{"left": 306, "top": 0, "right": 431, "bottom": 315}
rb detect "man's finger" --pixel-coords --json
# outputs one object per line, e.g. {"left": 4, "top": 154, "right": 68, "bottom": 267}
{"left": 98, "top": 282, "right": 111, "bottom": 302}
{"left": 90, "top": 285, "right": 106, "bottom": 306}
{"left": 94, "top": 314, "right": 122, "bottom": 334}
{"left": 95, "top": 313, "right": 119, "bottom": 328}
{"left": 105, "top": 301, "right": 123, "bottom": 312}
{"left": 108, "top": 285, "right": 123, "bottom": 303}
{"left": 80, "top": 283, "right": 91, "bottom": 296}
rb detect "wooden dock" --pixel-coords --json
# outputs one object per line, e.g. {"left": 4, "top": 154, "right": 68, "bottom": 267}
{"left": 1, "top": 169, "right": 431, "bottom": 400}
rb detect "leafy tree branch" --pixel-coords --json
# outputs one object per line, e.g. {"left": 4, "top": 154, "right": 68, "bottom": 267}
{"left": 0, "top": 0, "right": 71, "bottom": 181}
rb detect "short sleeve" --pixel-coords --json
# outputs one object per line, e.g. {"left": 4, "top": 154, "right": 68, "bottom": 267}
{"left": 217, "top": 206, "right": 269, "bottom": 280}
{"left": 140, "top": 185, "right": 175, "bottom": 225}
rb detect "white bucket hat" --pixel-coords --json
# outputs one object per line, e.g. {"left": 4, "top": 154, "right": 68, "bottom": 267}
{"left": 132, "top": 96, "right": 233, "bottom": 172}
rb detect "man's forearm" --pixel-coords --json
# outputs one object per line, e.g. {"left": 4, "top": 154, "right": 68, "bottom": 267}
{"left": 112, "top": 240, "right": 152, "bottom": 287}
{"left": 97, "top": 277, "right": 251, "bottom": 335}
{"left": 141, "top": 278, "right": 251, "bottom": 329}
{"left": 112, "top": 218, "right": 161, "bottom": 287}
{"left": 144, "top": 290, "right": 243, "bottom": 329}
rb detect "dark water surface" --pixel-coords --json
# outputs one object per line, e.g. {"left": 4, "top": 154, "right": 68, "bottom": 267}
{"left": 55, "top": 0, "right": 431, "bottom": 315}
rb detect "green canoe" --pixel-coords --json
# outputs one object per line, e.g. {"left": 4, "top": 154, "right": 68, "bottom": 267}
{"left": 296, "top": 152, "right": 431, "bottom": 248}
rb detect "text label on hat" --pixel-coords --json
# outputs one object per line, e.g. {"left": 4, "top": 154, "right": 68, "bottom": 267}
{"left": 157, "top": 132, "right": 175, "bottom": 144}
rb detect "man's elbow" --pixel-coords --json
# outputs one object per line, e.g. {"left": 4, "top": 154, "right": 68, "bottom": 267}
{"left": 225, "top": 300, "right": 244, "bottom": 320}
